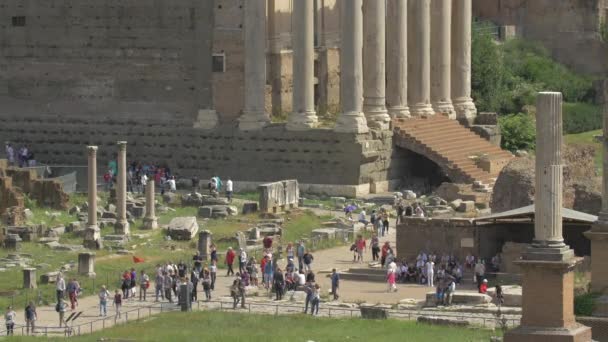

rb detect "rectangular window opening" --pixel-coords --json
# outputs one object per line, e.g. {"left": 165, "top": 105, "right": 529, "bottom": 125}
{"left": 212, "top": 53, "right": 226, "bottom": 73}
{"left": 12, "top": 16, "right": 26, "bottom": 27}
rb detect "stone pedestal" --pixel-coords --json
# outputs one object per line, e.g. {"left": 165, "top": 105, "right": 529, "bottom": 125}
{"left": 23, "top": 268, "right": 37, "bottom": 289}
{"left": 504, "top": 259, "right": 592, "bottom": 342}
{"left": 115, "top": 141, "right": 130, "bottom": 236}
{"left": 334, "top": 0, "right": 369, "bottom": 133}
{"left": 78, "top": 252, "right": 96, "bottom": 278}
{"left": 143, "top": 181, "right": 158, "bottom": 230}
{"left": 5, "top": 234, "right": 21, "bottom": 250}
{"left": 197, "top": 230, "right": 213, "bottom": 261}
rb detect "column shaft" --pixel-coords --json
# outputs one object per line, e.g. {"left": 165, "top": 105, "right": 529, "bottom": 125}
{"left": 362, "top": 0, "right": 391, "bottom": 130}
{"left": 601, "top": 87, "right": 608, "bottom": 219}
{"left": 239, "top": 0, "right": 270, "bottom": 130}
{"left": 408, "top": 0, "right": 434, "bottom": 116}
{"left": 431, "top": 0, "right": 456, "bottom": 118}
{"left": 534, "top": 92, "right": 564, "bottom": 246}
{"left": 116, "top": 141, "right": 130, "bottom": 235}
{"left": 451, "top": 0, "right": 477, "bottom": 123}
{"left": 143, "top": 180, "right": 158, "bottom": 230}
{"left": 334, "top": 0, "right": 369, "bottom": 133}
{"left": 386, "top": 0, "right": 410, "bottom": 119}
{"left": 87, "top": 146, "right": 98, "bottom": 228}
{"left": 287, "top": 0, "right": 318, "bottom": 130}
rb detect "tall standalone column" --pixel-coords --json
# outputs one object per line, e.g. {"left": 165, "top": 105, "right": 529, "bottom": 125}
{"left": 430, "top": 0, "right": 456, "bottom": 118}
{"left": 386, "top": 0, "right": 410, "bottom": 119}
{"left": 585, "top": 79, "right": 608, "bottom": 316}
{"left": 362, "top": 0, "right": 391, "bottom": 130}
{"left": 239, "top": 0, "right": 270, "bottom": 130}
{"left": 115, "top": 141, "right": 130, "bottom": 236}
{"left": 505, "top": 92, "right": 591, "bottom": 342}
{"left": 143, "top": 181, "right": 158, "bottom": 230}
{"left": 334, "top": 0, "right": 369, "bottom": 133}
{"left": 287, "top": 0, "right": 318, "bottom": 130}
{"left": 84, "top": 146, "right": 102, "bottom": 249}
{"left": 407, "top": 0, "right": 434, "bottom": 116}
{"left": 451, "top": 0, "right": 477, "bottom": 124}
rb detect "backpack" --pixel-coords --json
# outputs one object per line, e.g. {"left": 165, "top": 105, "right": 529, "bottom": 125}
{"left": 349, "top": 244, "right": 357, "bottom": 252}
{"left": 55, "top": 303, "right": 61, "bottom": 312}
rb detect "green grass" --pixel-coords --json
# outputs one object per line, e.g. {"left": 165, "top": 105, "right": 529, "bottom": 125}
{"left": 10, "top": 311, "right": 498, "bottom": 342}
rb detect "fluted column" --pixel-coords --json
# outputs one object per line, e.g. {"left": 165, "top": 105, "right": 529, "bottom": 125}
{"left": 334, "top": 0, "right": 369, "bottom": 133}
{"left": 287, "top": 0, "right": 318, "bottom": 130}
{"left": 534, "top": 92, "right": 565, "bottom": 247}
{"left": 143, "top": 180, "right": 158, "bottom": 230}
{"left": 115, "top": 141, "right": 130, "bottom": 235}
{"left": 431, "top": 0, "right": 456, "bottom": 118}
{"left": 239, "top": 0, "right": 270, "bottom": 130}
{"left": 386, "top": 0, "right": 410, "bottom": 119}
{"left": 84, "top": 146, "right": 101, "bottom": 249}
{"left": 362, "top": 0, "right": 391, "bottom": 130}
{"left": 408, "top": 0, "right": 434, "bottom": 116}
{"left": 452, "top": 0, "right": 477, "bottom": 123}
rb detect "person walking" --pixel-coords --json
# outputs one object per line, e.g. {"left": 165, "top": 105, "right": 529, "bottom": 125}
{"left": 382, "top": 212, "right": 389, "bottom": 236}
{"left": 310, "top": 284, "right": 321, "bottom": 316}
{"left": 225, "top": 247, "right": 236, "bottom": 276}
{"left": 263, "top": 255, "right": 274, "bottom": 291}
{"left": 4, "top": 306, "right": 16, "bottom": 336}
{"left": 56, "top": 274, "right": 66, "bottom": 302}
{"left": 239, "top": 248, "right": 247, "bottom": 274}
{"left": 139, "top": 270, "right": 150, "bottom": 301}
{"left": 426, "top": 260, "right": 435, "bottom": 287}
{"left": 113, "top": 290, "right": 122, "bottom": 318}
{"left": 163, "top": 272, "right": 173, "bottom": 303}
{"left": 190, "top": 269, "right": 199, "bottom": 302}
{"left": 331, "top": 269, "right": 340, "bottom": 300}
{"left": 67, "top": 278, "right": 80, "bottom": 310}
{"left": 154, "top": 272, "right": 164, "bottom": 302}
{"left": 202, "top": 268, "right": 212, "bottom": 301}
{"left": 56, "top": 299, "right": 67, "bottom": 327}
{"left": 230, "top": 280, "right": 241, "bottom": 309}
{"left": 387, "top": 268, "right": 397, "bottom": 293}
{"left": 474, "top": 260, "right": 486, "bottom": 291}
{"left": 210, "top": 260, "right": 217, "bottom": 290}
{"left": 303, "top": 279, "right": 315, "bottom": 314}
{"left": 355, "top": 235, "right": 366, "bottom": 263}
{"left": 98, "top": 286, "right": 111, "bottom": 317}
{"left": 273, "top": 268, "right": 285, "bottom": 300}
{"left": 25, "top": 302, "right": 36, "bottom": 335}
{"left": 296, "top": 241, "right": 305, "bottom": 271}
{"left": 371, "top": 234, "right": 380, "bottom": 262}
{"left": 225, "top": 178, "right": 233, "bottom": 202}
{"left": 302, "top": 251, "right": 314, "bottom": 272}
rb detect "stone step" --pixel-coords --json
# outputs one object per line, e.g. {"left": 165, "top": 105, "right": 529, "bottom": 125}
{"left": 346, "top": 267, "right": 389, "bottom": 276}
{"left": 336, "top": 272, "right": 387, "bottom": 283}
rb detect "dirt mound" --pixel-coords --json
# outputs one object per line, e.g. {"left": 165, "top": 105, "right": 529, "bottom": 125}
{"left": 491, "top": 145, "right": 601, "bottom": 214}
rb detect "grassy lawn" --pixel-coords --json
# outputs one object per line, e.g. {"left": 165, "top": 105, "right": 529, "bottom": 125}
{"left": 565, "top": 129, "right": 602, "bottom": 171}
{"left": 10, "top": 311, "right": 498, "bottom": 342}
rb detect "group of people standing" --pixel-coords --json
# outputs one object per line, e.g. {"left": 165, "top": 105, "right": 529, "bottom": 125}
{"left": 4, "top": 142, "right": 36, "bottom": 167}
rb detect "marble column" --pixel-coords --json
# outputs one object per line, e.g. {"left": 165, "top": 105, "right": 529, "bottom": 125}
{"left": 334, "top": 0, "right": 369, "bottom": 133}
{"left": 143, "top": 180, "right": 158, "bottom": 230}
{"left": 386, "top": 0, "right": 410, "bottom": 119}
{"left": 239, "top": 0, "right": 270, "bottom": 130}
{"left": 431, "top": 0, "right": 456, "bottom": 118}
{"left": 287, "top": 0, "right": 318, "bottom": 130}
{"left": 84, "top": 146, "right": 101, "bottom": 249}
{"left": 532, "top": 92, "right": 567, "bottom": 251}
{"left": 505, "top": 92, "right": 591, "bottom": 342}
{"left": 115, "top": 141, "right": 130, "bottom": 235}
{"left": 407, "top": 0, "right": 434, "bottom": 116}
{"left": 451, "top": 0, "right": 477, "bottom": 124}
{"left": 585, "top": 80, "right": 608, "bottom": 315}
{"left": 362, "top": 0, "right": 391, "bottom": 130}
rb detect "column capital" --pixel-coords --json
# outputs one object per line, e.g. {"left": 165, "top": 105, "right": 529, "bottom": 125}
{"left": 117, "top": 141, "right": 127, "bottom": 150}
{"left": 87, "top": 146, "right": 98, "bottom": 154}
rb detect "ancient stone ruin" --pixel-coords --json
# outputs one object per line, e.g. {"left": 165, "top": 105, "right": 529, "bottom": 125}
{"left": 258, "top": 180, "right": 299, "bottom": 213}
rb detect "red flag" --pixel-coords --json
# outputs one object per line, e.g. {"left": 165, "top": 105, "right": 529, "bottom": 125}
{"left": 133, "top": 256, "right": 145, "bottom": 263}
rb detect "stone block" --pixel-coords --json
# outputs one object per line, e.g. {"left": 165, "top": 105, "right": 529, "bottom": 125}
{"left": 457, "top": 201, "right": 475, "bottom": 213}
{"left": 417, "top": 316, "right": 469, "bottom": 327}
{"left": 162, "top": 192, "right": 180, "bottom": 205}
{"left": 51, "top": 226, "right": 65, "bottom": 236}
{"left": 66, "top": 221, "right": 81, "bottom": 233}
{"left": 242, "top": 202, "right": 258, "bottom": 215}
{"left": 198, "top": 206, "right": 213, "bottom": 218}
{"left": 40, "top": 271, "right": 59, "bottom": 284}
{"left": 167, "top": 217, "right": 199, "bottom": 240}
{"left": 129, "top": 205, "right": 146, "bottom": 219}
{"left": 102, "top": 211, "right": 117, "bottom": 219}
{"left": 404, "top": 190, "right": 417, "bottom": 200}
{"left": 311, "top": 228, "right": 339, "bottom": 240}
{"left": 258, "top": 180, "right": 299, "bottom": 213}
{"left": 425, "top": 292, "right": 492, "bottom": 306}
{"left": 360, "top": 306, "right": 388, "bottom": 319}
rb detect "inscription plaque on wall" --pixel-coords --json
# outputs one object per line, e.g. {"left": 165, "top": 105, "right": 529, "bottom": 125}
{"left": 460, "top": 238, "right": 474, "bottom": 248}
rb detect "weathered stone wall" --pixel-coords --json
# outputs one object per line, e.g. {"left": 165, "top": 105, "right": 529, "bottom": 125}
{"left": 0, "top": 115, "right": 403, "bottom": 197}
{"left": 258, "top": 180, "right": 299, "bottom": 213}
{"left": 473, "top": 0, "right": 608, "bottom": 75}
{"left": 0, "top": 0, "right": 215, "bottom": 122}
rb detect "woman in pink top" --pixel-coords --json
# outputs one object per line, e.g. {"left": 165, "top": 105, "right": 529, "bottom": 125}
{"left": 386, "top": 269, "right": 397, "bottom": 293}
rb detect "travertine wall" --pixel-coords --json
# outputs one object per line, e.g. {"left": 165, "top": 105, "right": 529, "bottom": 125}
{"left": 473, "top": 0, "right": 608, "bottom": 75}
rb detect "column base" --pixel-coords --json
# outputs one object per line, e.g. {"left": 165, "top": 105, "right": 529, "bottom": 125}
{"left": 504, "top": 324, "right": 592, "bottom": 342}
{"left": 83, "top": 239, "right": 103, "bottom": 250}
{"left": 523, "top": 244, "right": 575, "bottom": 262}
{"left": 364, "top": 103, "right": 391, "bottom": 130}
{"left": 409, "top": 103, "right": 435, "bottom": 117}
{"left": 193, "top": 109, "right": 219, "bottom": 129}
{"left": 143, "top": 217, "right": 159, "bottom": 230}
{"left": 238, "top": 111, "right": 270, "bottom": 131}
{"left": 286, "top": 111, "right": 319, "bottom": 131}
{"left": 334, "top": 112, "right": 369, "bottom": 133}
{"left": 115, "top": 220, "right": 130, "bottom": 236}
{"left": 453, "top": 97, "right": 477, "bottom": 122}
{"left": 387, "top": 106, "right": 411, "bottom": 119}
{"left": 432, "top": 100, "right": 456, "bottom": 119}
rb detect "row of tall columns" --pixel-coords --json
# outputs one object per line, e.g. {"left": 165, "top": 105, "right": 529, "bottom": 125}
{"left": 238, "top": 0, "right": 476, "bottom": 132}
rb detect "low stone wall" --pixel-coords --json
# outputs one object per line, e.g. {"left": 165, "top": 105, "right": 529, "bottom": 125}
{"left": 576, "top": 316, "right": 608, "bottom": 342}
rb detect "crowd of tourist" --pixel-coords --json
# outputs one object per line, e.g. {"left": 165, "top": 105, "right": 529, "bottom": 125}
{"left": 4, "top": 142, "right": 36, "bottom": 167}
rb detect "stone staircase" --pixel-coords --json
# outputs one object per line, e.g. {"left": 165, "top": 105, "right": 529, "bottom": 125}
{"left": 335, "top": 267, "right": 388, "bottom": 282}
{"left": 393, "top": 115, "right": 513, "bottom": 186}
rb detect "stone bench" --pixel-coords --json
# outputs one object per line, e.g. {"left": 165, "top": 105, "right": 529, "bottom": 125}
{"left": 425, "top": 291, "right": 492, "bottom": 307}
